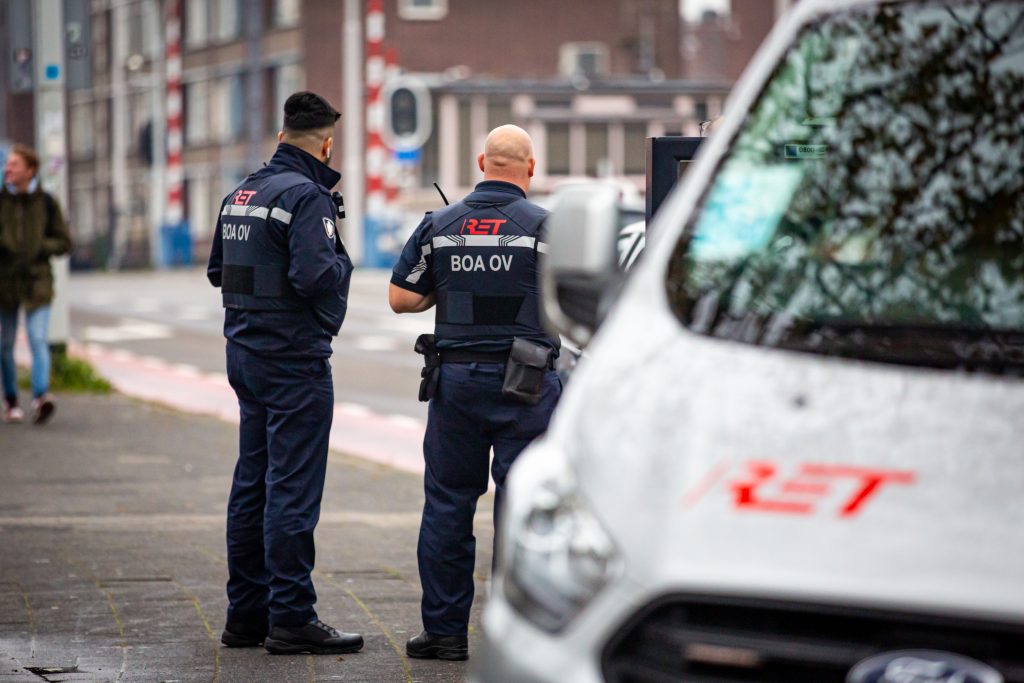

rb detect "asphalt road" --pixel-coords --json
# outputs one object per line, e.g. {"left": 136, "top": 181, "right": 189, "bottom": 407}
{"left": 68, "top": 267, "right": 429, "bottom": 420}
{"left": 0, "top": 393, "right": 492, "bottom": 683}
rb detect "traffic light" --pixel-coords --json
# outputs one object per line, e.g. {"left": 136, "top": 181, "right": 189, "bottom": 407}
{"left": 381, "top": 76, "right": 432, "bottom": 152}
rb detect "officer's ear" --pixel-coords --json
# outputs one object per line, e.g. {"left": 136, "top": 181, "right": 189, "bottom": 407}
{"left": 277, "top": 131, "right": 284, "bottom": 143}
{"left": 477, "top": 153, "right": 486, "bottom": 174}
{"left": 322, "top": 136, "right": 334, "bottom": 161}
{"left": 527, "top": 157, "right": 536, "bottom": 178}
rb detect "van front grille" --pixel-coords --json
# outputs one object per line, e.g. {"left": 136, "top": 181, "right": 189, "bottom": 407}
{"left": 601, "top": 594, "right": 1024, "bottom": 683}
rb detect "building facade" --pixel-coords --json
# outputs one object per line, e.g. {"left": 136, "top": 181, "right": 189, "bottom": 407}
{"left": 4, "top": 0, "right": 758, "bottom": 268}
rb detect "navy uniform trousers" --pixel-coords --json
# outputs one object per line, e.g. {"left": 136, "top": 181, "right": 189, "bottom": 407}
{"left": 419, "top": 361, "right": 561, "bottom": 636}
{"left": 224, "top": 342, "right": 334, "bottom": 628}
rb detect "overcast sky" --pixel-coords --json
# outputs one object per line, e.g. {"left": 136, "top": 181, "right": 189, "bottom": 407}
{"left": 681, "top": 0, "right": 730, "bottom": 22}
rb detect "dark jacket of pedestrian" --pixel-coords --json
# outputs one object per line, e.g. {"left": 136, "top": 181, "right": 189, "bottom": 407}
{"left": 0, "top": 182, "right": 72, "bottom": 311}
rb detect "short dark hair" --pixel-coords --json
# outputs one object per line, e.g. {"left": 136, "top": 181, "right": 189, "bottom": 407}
{"left": 10, "top": 144, "right": 39, "bottom": 174}
{"left": 283, "top": 91, "right": 341, "bottom": 132}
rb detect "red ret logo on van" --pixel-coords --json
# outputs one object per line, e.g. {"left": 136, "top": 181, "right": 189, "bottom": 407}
{"left": 682, "top": 461, "right": 916, "bottom": 518}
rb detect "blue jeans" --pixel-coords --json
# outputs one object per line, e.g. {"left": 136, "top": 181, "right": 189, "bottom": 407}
{"left": 0, "top": 306, "right": 51, "bottom": 401}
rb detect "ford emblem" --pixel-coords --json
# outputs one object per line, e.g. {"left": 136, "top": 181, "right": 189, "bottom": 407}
{"left": 848, "top": 650, "right": 1003, "bottom": 683}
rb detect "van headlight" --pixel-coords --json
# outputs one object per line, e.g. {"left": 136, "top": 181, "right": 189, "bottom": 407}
{"left": 501, "top": 460, "right": 620, "bottom": 633}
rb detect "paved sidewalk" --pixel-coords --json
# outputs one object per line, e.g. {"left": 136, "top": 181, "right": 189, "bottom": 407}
{"left": 0, "top": 393, "right": 493, "bottom": 682}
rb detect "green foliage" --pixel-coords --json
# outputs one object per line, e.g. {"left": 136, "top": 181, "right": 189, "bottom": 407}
{"left": 17, "top": 353, "right": 113, "bottom": 394}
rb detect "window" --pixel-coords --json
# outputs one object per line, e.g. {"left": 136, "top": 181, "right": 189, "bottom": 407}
{"left": 273, "top": 0, "right": 300, "bottom": 27}
{"left": 623, "top": 123, "right": 647, "bottom": 175}
{"left": 213, "top": 0, "right": 240, "bottom": 43}
{"left": 546, "top": 123, "right": 570, "bottom": 175}
{"left": 585, "top": 123, "right": 609, "bottom": 177}
{"left": 187, "top": 175, "right": 212, "bottom": 239}
{"left": 125, "top": 0, "right": 159, "bottom": 61}
{"left": 211, "top": 75, "right": 245, "bottom": 142}
{"left": 128, "top": 91, "right": 150, "bottom": 153}
{"left": 398, "top": 0, "right": 448, "bottom": 21}
{"left": 184, "top": 0, "right": 209, "bottom": 49}
{"left": 70, "top": 103, "right": 94, "bottom": 158}
{"left": 458, "top": 99, "right": 472, "bottom": 187}
{"left": 274, "top": 63, "right": 305, "bottom": 123}
{"left": 185, "top": 80, "right": 210, "bottom": 145}
{"left": 487, "top": 100, "right": 513, "bottom": 130}
{"left": 559, "top": 43, "right": 609, "bottom": 79}
{"left": 666, "top": 1, "right": 1024, "bottom": 373}
{"left": 72, "top": 187, "right": 96, "bottom": 241}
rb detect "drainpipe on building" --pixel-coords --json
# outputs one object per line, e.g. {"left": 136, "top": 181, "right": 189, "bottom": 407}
{"left": 148, "top": 0, "right": 167, "bottom": 269}
{"left": 108, "top": 0, "right": 130, "bottom": 270}
{"left": 342, "top": 0, "right": 365, "bottom": 264}
{"left": 244, "top": 0, "right": 263, "bottom": 174}
{"left": 33, "top": 0, "right": 70, "bottom": 349}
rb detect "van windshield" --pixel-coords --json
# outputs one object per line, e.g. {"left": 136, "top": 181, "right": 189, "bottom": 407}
{"left": 666, "top": 1, "right": 1024, "bottom": 373}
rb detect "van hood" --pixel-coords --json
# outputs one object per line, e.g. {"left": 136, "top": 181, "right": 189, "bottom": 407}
{"left": 550, "top": 296, "right": 1024, "bottom": 623}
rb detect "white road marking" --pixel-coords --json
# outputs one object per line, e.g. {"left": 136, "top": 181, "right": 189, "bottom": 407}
{"left": 337, "top": 402, "right": 373, "bottom": 417}
{"left": 384, "top": 414, "right": 424, "bottom": 429}
{"left": 350, "top": 335, "right": 401, "bottom": 352}
{"left": 171, "top": 363, "right": 201, "bottom": 377}
{"left": 207, "top": 373, "right": 231, "bottom": 387}
{"left": 130, "top": 297, "right": 162, "bottom": 313}
{"left": 82, "top": 320, "right": 172, "bottom": 343}
{"left": 177, "top": 306, "right": 213, "bottom": 321}
{"left": 85, "top": 292, "right": 117, "bottom": 306}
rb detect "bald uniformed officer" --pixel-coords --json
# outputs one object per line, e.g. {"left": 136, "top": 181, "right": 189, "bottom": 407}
{"left": 390, "top": 125, "right": 561, "bottom": 661}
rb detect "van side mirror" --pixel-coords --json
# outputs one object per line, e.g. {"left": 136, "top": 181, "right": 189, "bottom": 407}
{"left": 541, "top": 185, "right": 622, "bottom": 346}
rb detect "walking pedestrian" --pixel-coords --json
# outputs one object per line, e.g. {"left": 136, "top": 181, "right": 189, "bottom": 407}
{"left": 0, "top": 144, "right": 71, "bottom": 425}
{"left": 390, "top": 124, "right": 562, "bottom": 661}
{"left": 207, "top": 92, "right": 362, "bottom": 655}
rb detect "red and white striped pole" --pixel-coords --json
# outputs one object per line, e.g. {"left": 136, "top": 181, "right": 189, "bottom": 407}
{"left": 164, "top": 0, "right": 185, "bottom": 263}
{"left": 383, "top": 46, "right": 401, "bottom": 210}
{"left": 365, "top": 0, "right": 387, "bottom": 225}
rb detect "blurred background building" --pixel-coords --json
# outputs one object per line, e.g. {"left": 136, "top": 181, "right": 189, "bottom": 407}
{"left": 0, "top": 0, "right": 793, "bottom": 270}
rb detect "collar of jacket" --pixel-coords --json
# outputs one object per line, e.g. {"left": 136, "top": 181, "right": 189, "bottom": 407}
{"left": 268, "top": 143, "right": 341, "bottom": 189}
{"left": 468, "top": 180, "right": 527, "bottom": 203}
{"left": 3, "top": 176, "right": 40, "bottom": 195}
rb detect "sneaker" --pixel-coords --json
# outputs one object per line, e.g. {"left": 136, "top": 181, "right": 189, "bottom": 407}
{"left": 405, "top": 630, "right": 469, "bottom": 661}
{"left": 31, "top": 394, "right": 55, "bottom": 425}
{"left": 3, "top": 403, "right": 24, "bottom": 423}
{"left": 263, "top": 619, "right": 363, "bottom": 655}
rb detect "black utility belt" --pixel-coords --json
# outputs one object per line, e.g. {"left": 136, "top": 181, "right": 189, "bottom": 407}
{"left": 416, "top": 336, "right": 555, "bottom": 405}
{"left": 439, "top": 349, "right": 555, "bottom": 369}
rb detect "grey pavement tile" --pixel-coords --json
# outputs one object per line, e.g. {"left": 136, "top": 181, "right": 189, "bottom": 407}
{"left": 2, "top": 394, "right": 492, "bottom": 682}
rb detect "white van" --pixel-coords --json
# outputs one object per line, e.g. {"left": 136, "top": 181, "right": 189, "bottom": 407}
{"left": 471, "top": 1, "right": 1024, "bottom": 681}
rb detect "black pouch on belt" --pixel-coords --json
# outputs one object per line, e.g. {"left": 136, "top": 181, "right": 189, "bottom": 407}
{"left": 502, "top": 337, "right": 553, "bottom": 406}
{"left": 415, "top": 334, "right": 441, "bottom": 402}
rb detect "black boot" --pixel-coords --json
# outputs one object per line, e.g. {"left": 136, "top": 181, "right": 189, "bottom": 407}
{"left": 406, "top": 630, "right": 469, "bottom": 661}
{"left": 264, "top": 619, "right": 363, "bottom": 655}
{"left": 220, "top": 619, "right": 268, "bottom": 648}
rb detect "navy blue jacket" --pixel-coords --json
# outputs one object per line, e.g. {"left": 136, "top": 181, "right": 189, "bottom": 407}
{"left": 208, "top": 143, "right": 353, "bottom": 359}
{"left": 392, "top": 180, "right": 557, "bottom": 353}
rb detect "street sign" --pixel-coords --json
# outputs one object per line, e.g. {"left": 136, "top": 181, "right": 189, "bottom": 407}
{"left": 381, "top": 75, "right": 432, "bottom": 152}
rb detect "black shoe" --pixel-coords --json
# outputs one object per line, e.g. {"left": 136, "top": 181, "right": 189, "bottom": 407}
{"left": 220, "top": 620, "right": 268, "bottom": 648}
{"left": 264, "top": 619, "right": 363, "bottom": 655}
{"left": 405, "top": 630, "right": 468, "bottom": 661}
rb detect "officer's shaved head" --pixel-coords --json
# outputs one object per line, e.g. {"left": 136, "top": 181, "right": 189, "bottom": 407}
{"left": 479, "top": 125, "right": 536, "bottom": 193}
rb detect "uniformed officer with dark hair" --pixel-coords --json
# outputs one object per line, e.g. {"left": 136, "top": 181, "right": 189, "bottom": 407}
{"left": 207, "top": 91, "right": 362, "bottom": 655}
{"left": 390, "top": 124, "right": 561, "bottom": 661}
